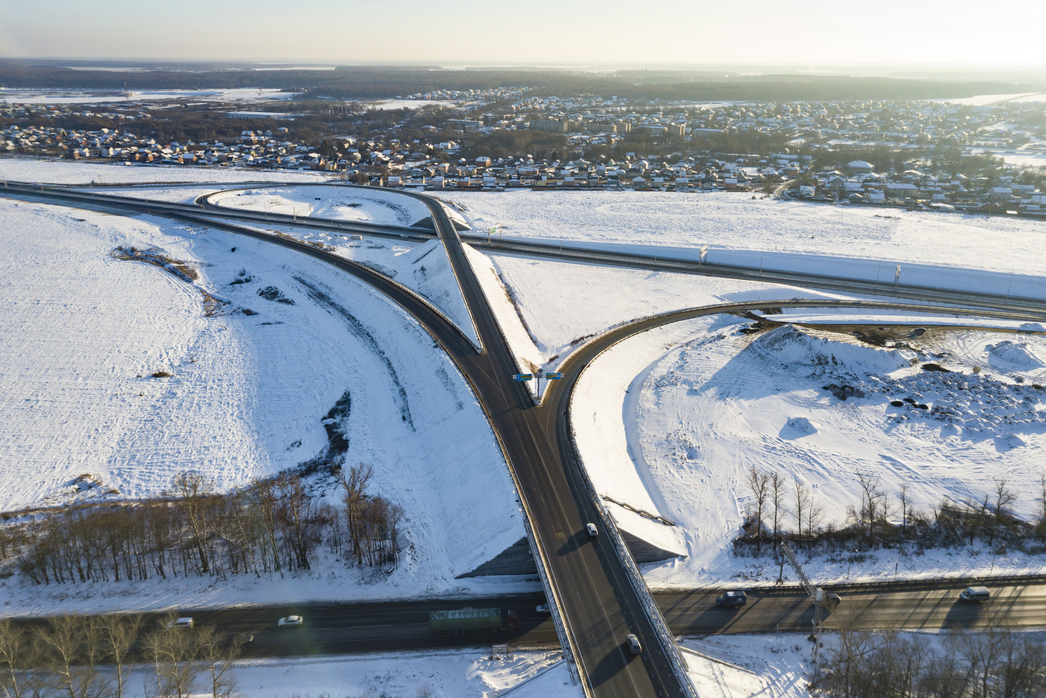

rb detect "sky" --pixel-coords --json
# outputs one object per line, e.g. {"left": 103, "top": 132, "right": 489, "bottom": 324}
{"left": 3, "top": 0, "right": 1046, "bottom": 70}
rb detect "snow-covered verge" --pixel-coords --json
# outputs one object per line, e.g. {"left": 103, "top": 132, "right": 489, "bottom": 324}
{"left": 681, "top": 634, "right": 812, "bottom": 698}
{"left": 210, "top": 184, "right": 434, "bottom": 228}
{"left": 203, "top": 185, "right": 481, "bottom": 345}
{"left": 208, "top": 184, "right": 471, "bottom": 231}
{"left": 99, "top": 649, "right": 576, "bottom": 698}
{"left": 572, "top": 307, "right": 1046, "bottom": 587}
{"left": 0, "top": 156, "right": 328, "bottom": 185}
{"left": 0, "top": 88, "right": 302, "bottom": 105}
{"left": 0, "top": 198, "right": 524, "bottom": 613}
{"left": 208, "top": 219, "right": 481, "bottom": 348}
{"left": 460, "top": 247, "right": 821, "bottom": 397}
{"left": 444, "top": 189, "right": 1046, "bottom": 278}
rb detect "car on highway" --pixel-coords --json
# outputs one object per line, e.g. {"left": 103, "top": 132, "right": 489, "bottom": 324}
{"left": 715, "top": 591, "right": 747, "bottom": 608}
{"left": 536, "top": 603, "right": 550, "bottom": 614}
{"left": 166, "top": 617, "right": 194, "bottom": 629}
{"left": 626, "top": 633, "right": 642, "bottom": 655}
{"left": 825, "top": 592, "right": 842, "bottom": 608}
{"left": 959, "top": 586, "right": 991, "bottom": 603}
{"left": 278, "top": 615, "right": 304, "bottom": 627}
{"left": 586, "top": 523, "right": 598, "bottom": 537}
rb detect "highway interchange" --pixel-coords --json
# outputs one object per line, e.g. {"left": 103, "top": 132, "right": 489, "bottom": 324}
{"left": 3, "top": 180, "right": 1046, "bottom": 697}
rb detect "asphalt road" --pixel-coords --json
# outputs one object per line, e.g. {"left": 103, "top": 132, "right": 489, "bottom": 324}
{"left": 408, "top": 194, "right": 691, "bottom": 698}
{"left": 8, "top": 583, "right": 1042, "bottom": 661}
{"left": 6, "top": 182, "right": 1046, "bottom": 696}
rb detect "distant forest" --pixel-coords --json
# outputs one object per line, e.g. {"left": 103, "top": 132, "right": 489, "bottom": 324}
{"left": 0, "top": 62, "right": 1037, "bottom": 102}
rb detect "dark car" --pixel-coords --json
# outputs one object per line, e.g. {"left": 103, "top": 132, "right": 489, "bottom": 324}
{"left": 715, "top": 591, "right": 747, "bottom": 608}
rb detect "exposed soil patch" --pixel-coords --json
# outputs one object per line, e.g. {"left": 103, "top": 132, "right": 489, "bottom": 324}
{"left": 110, "top": 246, "right": 198, "bottom": 282}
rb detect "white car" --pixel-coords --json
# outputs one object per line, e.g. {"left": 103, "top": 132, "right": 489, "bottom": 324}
{"left": 166, "top": 617, "right": 194, "bottom": 629}
{"left": 586, "top": 523, "right": 598, "bottom": 537}
{"left": 278, "top": 615, "right": 304, "bottom": 627}
{"left": 536, "top": 603, "right": 550, "bottom": 614}
{"left": 626, "top": 633, "right": 642, "bottom": 655}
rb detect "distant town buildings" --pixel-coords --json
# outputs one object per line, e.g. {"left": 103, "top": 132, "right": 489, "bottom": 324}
{"left": 1, "top": 90, "right": 1043, "bottom": 216}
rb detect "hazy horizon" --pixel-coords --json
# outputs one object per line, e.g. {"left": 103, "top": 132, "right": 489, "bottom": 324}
{"left": 4, "top": 0, "right": 1045, "bottom": 71}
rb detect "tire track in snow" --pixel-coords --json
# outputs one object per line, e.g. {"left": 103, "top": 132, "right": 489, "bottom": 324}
{"left": 293, "top": 275, "right": 415, "bottom": 430}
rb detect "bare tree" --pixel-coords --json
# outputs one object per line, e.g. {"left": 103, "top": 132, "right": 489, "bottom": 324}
{"left": 805, "top": 490, "right": 823, "bottom": 546}
{"left": 793, "top": 476, "right": 811, "bottom": 546}
{"left": 898, "top": 483, "right": 911, "bottom": 538}
{"left": 101, "top": 614, "right": 144, "bottom": 698}
{"left": 850, "top": 472, "right": 889, "bottom": 547}
{"left": 171, "top": 472, "right": 213, "bottom": 575}
{"left": 746, "top": 467, "right": 770, "bottom": 551}
{"left": 339, "top": 464, "right": 373, "bottom": 566}
{"left": 143, "top": 616, "right": 201, "bottom": 698}
{"left": 1039, "top": 473, "right": 1046, "bottom": 544}
{"left": 990, "top": 479, "right": 1016, "bottom": 546}
{"left": 35, "top": 615, "right": 109, "bottom": 698}
{"left": 196, "top": 625, "right": 244, "bottom": 698}
{"left": 0, "top": 620, "right": 38, "bottom": 698}
{"left": 766, "top": 471, "right": 785, "bottom": 550}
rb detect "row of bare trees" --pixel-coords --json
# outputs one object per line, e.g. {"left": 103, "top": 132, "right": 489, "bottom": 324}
{"left": 0, "top": 613, "right": 243, "bottom": 698}
{"left": 741, "top": 466, "right": 1046, "bottom": 555}
{"left": 3, "top": 466, "right": 402, "bottom": 586}
{"left": 812, "top": 627, "right": 1046, "bottom": 698}
{"left": 744, "top": 467, "right": 824, "bottom": 552}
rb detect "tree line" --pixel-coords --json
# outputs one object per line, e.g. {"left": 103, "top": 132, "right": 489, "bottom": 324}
{"left": 0, "top": 613, "right": 243, "bottom": 698}
{"left": 4, "top": 465, "right": 402, "bottom": 586}
{"left": 739, "top": 466, "right": 1046, "bottom": 558}
{"left": 812, "top": 626, "right": 1046, "bottom": 698}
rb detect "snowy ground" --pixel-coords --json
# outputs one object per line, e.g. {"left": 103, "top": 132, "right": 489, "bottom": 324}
{"left": 681, "top": 634, "right": 812, "bottom": 698}
{"left": 444, "top": 190, "right": 1046, "bottom": 278}
{"left": 572, "top": 306, "right": 1046, "bottom": 587}
{"left": 201, "top": 218, "right": 481, "bottom": 347}
{"left": 209, "top": 184, "right": 435, "bottom": 228}
{"left": 114, "top": 648, "right": 576, "bottom": 698}
{"left": 462, "top": 247, "right": 812, "bottom": 396}
{"left": 103, "top": 636, "right": 813, "bottom": 698}
{"left": 0, "top": 88, "right": 302, "bottom": 105}
{"left": 208, "top": 184, "right": 471, "bottom": 230}
{"left": 202, "top": 185, "right": 480, "bottom": 345}
{"left": 0, "top": 156, "right": 329, "bottom": 185}
{"left": 453, "top": 242, "right": 1046, "bottom": 585}
{"left": 0, "top": 197, "right": 524, "bottom": 614}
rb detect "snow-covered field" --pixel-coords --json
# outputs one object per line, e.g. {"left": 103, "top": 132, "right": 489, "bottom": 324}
{"left": 444, "top": 190, "right": 1046, "bottom": 278}
{"left": 0, "top": 88, "right": 301, "bottom": 105}
{"left": 572, "top": 306, "right": 1046, "bottom": 587}
{"left": 462, "top": 247, "right": 794, "bottom": 393}
{"left": 115, "top": 648, "right": 576, "bottom": 698}
{"left": 209, "top": 184, "right": 435, "bottom": 227}
{"left": 0, "top": 157, "right": 328, "bottom": 185}
{"left": 682, "top": 635, "right": 811, "bottom": 698}
{"left": 0, "top": 197, "right": 523, "bottom": 612}
{"left": 208, "top": 183, "right": 472, "bottom": 230}
{"left": 105, "top": 636, "right": 812, "bottom": 698}
{"left": 203, "top": 185, "right": 480, "bottom": 344}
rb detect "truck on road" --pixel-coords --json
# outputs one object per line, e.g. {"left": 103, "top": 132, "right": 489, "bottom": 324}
{"left": 429, "top": 607, "right": 520, "bottom": 634}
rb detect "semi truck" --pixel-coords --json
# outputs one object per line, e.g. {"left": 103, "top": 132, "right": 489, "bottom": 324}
{"left": 429, "top": 607, "right": 520, "bottom": 634}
